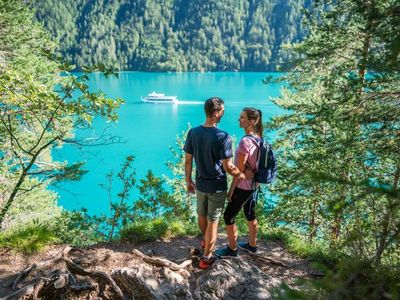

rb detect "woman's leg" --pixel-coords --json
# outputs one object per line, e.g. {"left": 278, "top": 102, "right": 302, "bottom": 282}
{"left": 226, "top": 224, "right": 238, "bottom": 250}
{"left": 247, "top": 219, "right": 259, "bottom": 247}
{"left": 243, "top": 192, "right": 258, "bottom": 247}
{"left": 223, "top": 188, "right": 252, "bottom": 249}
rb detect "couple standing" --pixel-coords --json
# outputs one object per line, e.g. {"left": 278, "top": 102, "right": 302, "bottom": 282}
{"left": 184, "top": 97, "right": 262, "bottom": 269}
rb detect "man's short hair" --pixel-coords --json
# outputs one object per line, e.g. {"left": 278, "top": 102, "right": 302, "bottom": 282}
{"left": 204, "top": 97, "right": 224, "bottom": 118}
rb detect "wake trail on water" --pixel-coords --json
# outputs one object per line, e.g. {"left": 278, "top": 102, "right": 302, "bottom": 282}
{"left": 176, "top": 100, "right": 203, "bottom": 105}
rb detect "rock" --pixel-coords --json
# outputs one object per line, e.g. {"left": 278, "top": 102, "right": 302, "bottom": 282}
{"left": 113, "top": 257, "right": 273, "bottom": 299}
{"left": 113, "top": 265, "right": 192, "bottom": 300}
{"left": 113, "top": 266, "right": 159, "bottom": 299}
{"left": 146, "top": 249, "right": 155, "bottom": 257}
{"left": 194, "top": 258, "right": 272, "bottom": 300}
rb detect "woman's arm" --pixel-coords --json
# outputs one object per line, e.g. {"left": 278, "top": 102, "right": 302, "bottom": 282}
{"left": 228, "top": 151, "right": 248, "bottom": 200}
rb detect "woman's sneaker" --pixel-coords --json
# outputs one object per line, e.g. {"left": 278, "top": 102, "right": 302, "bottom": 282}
{"left": 215, "top": 246, "right": 239, "bottom": 258}
{"left": 238, "top": 242, "right": 257, "bottom": 254}
{"left": 199, "top": 255, "right": 216, "bottom": 269}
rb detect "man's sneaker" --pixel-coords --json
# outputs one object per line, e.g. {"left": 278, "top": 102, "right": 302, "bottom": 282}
{"left": 215, "top": 246, "right": 239, "bottom": 258}
{"left": 199, "top": 255, "right": 216, "bottom": 269}
{"left": 238, "top": 242, "right": 257, "bottom": 254}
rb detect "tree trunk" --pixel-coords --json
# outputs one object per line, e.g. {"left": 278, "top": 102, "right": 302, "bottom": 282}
{"left": 358, "top": 7, "right": 373, "bottom": 88}
{"left": 0, "top": 169, "right": 28, "bottom": 227}
{"left": 0, "top": 137, "right": 58, "bottom": 227}
{"left": 308, "top": 199, "right": 318, "bottom": 243}
{"left": 331, "top": 211, "right": 341, "bottom": 245}
{"left": 374, "top": 166, "right": 400, "bottom": 265}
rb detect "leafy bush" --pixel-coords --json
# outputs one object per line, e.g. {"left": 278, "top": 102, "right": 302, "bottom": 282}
{"left": 50, "top": 210, "right": 102, "bottom": 247}
{"left": 120, "top": 218, "right": 196, "bottom": 242}
{"left": 273, "top": 258, "right": 400, "bottom": 300}
{"left": 0, "top": 222, "right": 59, "bottom": 253}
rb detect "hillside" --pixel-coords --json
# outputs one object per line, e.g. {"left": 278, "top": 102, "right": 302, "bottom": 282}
{"left": 33, "top": 0, "right": 310, "bottom": 72}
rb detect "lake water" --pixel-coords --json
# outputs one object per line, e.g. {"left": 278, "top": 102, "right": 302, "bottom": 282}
{"left": 53, "top": 72, "right": 285, "bottom": 215}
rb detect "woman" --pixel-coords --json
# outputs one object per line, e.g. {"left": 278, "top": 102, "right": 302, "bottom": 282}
{"left": 215, "top": 107, "right": 263, "bottom": 257}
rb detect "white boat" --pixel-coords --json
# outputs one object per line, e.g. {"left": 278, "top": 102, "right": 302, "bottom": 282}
{"left": 141, "top": 92, "right": 178, "bottom": 104}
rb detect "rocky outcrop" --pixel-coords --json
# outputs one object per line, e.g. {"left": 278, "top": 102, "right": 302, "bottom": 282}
{"left": 194, "top": 258, "right": 273, "bottom": 299}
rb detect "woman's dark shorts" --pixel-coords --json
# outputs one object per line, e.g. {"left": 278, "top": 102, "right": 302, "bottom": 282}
{"left": 223, "top": 187, "right": 258, "bottom": 225}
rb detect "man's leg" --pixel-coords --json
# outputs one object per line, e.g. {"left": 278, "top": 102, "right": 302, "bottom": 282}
{"left": 198, "top": 215, "right": 207, "bottom": 237}
{"left": 204, "top": 191, "right": 227, "bottom": 256}
{"left": 204, "top": 220, "right": 219, "bottom": 257}
{"left": 196, "top": 190, "right": 208, "bottom": 239}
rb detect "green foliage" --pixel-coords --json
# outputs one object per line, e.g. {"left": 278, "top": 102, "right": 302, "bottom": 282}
{"left": 164, "top": 126, "right": 197, "bottom": 222}
{"left": 273, "top": 259, "right": 400, "bottom": 300}
{"left": 267, "top": 0, "right": 400, "bottom": 267}
{"left": 262, "top": 227, "right": 337, "bottom": 268}
{"left": 100, "top": 155, "right": 136, "bottom": 240}
{"left": 33, "top": 0, "right": 310, "bottom": 71}
{"left": 67, "top": 156, "right": 137, "bottom": 242}
{"left": 263, "top": 0, "right": 400, "bottom": 298}
{"left": 120, "top": 218, "right": 196, "bottom": 243}
{"left": 0, "top": 0, "right": 123, "bottom": 229}
{"left": 3, "top": 179, "right": 61, "bottom": 230}
{"left": 134, "top": 170, "right": 174, "bottom": 219}
{"left": 0, "top": 221, "right": 59, "bottom": 253}
{"left": 50, "top": 210, "right": 102, "bottom": 246}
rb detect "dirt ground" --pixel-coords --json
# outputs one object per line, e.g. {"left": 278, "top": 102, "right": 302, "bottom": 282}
{"left": 0, "top": 233, "right": 321, "bottom": 298}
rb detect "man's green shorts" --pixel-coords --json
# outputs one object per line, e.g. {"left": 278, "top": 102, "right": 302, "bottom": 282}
{"left": 196, "top": 190, "right": 227, "bottom": 222}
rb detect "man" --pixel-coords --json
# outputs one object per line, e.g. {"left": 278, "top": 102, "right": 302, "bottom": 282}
{"left": 184, "top": 97, "right": 249, "bottom": 269}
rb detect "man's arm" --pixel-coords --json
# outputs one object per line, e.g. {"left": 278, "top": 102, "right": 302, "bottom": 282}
{"left": 221, "top": 158, "right": 246, "bottom": 180}
{"left": 185, "top": 153, "right": 196, "bottom": 194}
{"left": 227, "top": 152, "right": 248, "bottom": 199}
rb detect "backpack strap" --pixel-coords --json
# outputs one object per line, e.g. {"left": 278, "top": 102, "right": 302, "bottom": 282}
{"left": 244, "top": 135, "right": 261, "bottom": 164}
{"left": 244, "top": 135, "right": 261, "bottom": 148}
{"left": 243, "top": 135, "right": 262, "bottom": 190}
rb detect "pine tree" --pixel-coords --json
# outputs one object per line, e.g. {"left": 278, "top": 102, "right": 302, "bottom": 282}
{"left": 268, "top": 0, "right": 400, "bottom": 264}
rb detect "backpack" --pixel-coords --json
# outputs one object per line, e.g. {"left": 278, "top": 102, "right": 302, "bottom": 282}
{"left": 246, "top": 135, "right": 277, "bottom": 184}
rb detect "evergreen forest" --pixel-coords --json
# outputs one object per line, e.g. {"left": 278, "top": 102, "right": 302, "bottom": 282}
{"left": 34, "top": 0, "right": 310, "bottom": 71}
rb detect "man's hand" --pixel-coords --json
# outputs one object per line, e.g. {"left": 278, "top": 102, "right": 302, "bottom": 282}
{"left": 185, "top": 153, "right": 195, "bottom": 194}
{"left": 186, "top": 179, "right": 196, "bottom": 194}
{"left": 244, "top": 169, "right": 254, "bottom": 180}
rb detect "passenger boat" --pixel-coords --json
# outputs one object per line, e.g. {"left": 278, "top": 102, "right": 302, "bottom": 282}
{"left": 141, "top": 92, "right": 178, "bottom": 103}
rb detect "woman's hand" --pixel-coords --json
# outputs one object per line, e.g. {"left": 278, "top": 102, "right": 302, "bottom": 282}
{"left": 227, "top": 189, "right": 234, "bottom": 202}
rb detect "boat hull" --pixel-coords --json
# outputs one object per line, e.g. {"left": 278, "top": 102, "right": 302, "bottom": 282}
{"left": 141, "top": 97, "right": 178, "bottom": 104}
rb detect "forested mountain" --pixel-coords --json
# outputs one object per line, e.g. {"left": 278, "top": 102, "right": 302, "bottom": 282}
{"left": 33, "top": 0, "right": 310, "bottom": 71}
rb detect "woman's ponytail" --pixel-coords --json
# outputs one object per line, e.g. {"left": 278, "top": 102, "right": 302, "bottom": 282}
{"left": 243, "top": 107, "right": 264, "bottom": 137}
{"left": 256, "top": 109, "right": 263, "bottom": 137}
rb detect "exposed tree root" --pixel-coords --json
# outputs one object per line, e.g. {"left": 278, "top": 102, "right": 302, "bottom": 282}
{"left": 248, "top": 252, "right": 324, "bottom": 277}
{"left": 1, "top": 243, "right": 319, "bottom": 299}
{"left": 12, "top": 246, "right": 73, "bottom": 290}
{"left": 132, "top": 248, "right": 192, "bottom": 271}
{"left": 1, "top": 283, "right": 35, "bottom": 300}
{"left": 62, "top": 257, "right": 125, "bottom": 299}
{"left": 249, "top": 252, "right": 292, "bottom": 268}
{"left": 2, "top": 246, "right": 195, "bottom": 300}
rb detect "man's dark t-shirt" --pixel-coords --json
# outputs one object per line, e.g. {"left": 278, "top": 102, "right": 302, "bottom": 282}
{"left": 184, "top": 125, "right": 233, "bottom": 193}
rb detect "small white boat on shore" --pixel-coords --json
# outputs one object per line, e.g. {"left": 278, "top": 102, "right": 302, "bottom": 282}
{"left": 141, "top": 92, "right": 178, "bottom": 104}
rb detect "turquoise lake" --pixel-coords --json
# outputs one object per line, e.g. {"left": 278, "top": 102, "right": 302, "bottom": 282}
{"left": 53, "top": 72, "right": 286, "bottom": 215}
